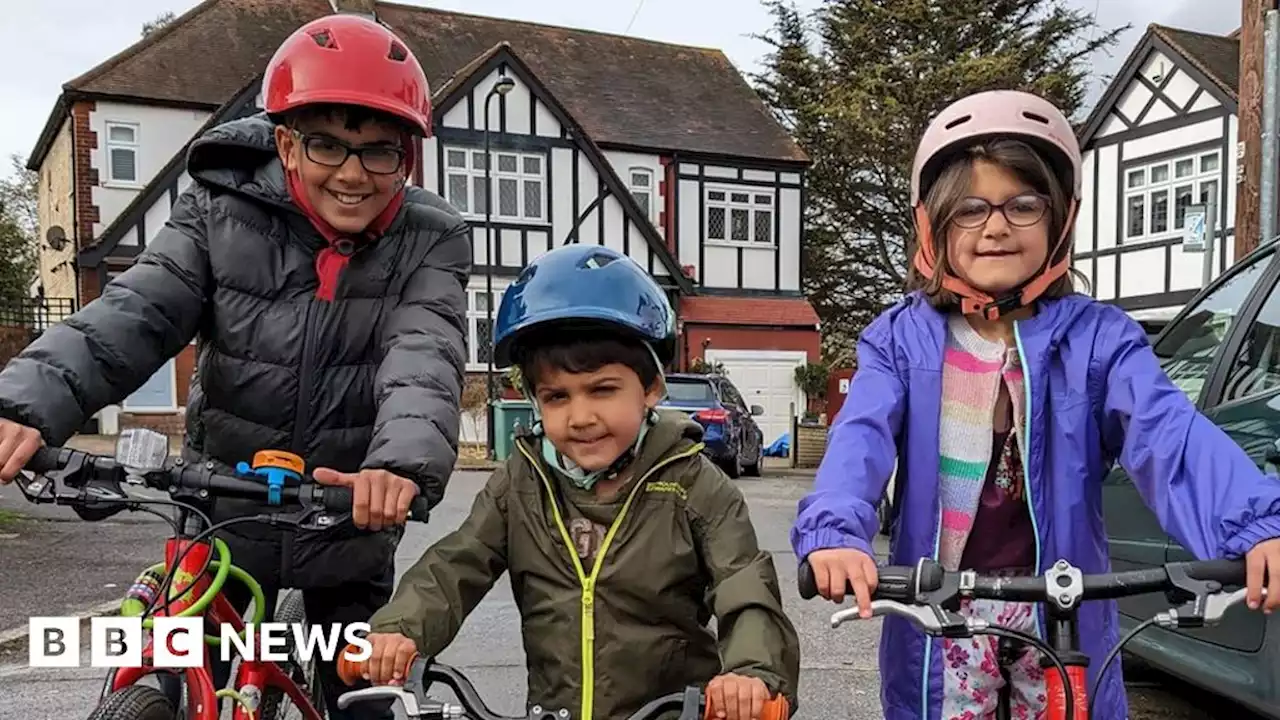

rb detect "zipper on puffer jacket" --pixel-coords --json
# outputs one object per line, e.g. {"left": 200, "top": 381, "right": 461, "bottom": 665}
{"left": 290, "top": 298, "right": 319, "bottom": 456}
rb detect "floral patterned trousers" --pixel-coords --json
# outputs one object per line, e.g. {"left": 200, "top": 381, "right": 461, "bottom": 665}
{"left": 941, "top": 596, "right": 1048, "bottom": 720}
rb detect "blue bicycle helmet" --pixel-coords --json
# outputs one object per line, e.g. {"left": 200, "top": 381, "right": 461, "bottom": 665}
{"left": 493, "top": 245, "right": 676, "bottom": 369}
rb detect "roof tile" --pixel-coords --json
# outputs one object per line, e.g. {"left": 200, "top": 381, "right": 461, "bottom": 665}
{"left": 680, "top": 296, "right": 820, "bottom": 328}
{"left": 63, "top": 0, "right": 807, "bottom": 163}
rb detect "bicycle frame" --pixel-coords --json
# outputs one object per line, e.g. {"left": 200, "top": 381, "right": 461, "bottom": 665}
{"left": 109, "top": 509, "right": 325, "bottom": 720}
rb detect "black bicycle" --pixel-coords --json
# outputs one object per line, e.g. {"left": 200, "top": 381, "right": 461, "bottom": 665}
{"left": 798, "top": 556, "right": 1257, "bottom": 720}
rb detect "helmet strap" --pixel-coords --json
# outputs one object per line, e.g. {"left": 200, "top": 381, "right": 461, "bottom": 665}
{"left": 911, "top": 199, "right": 1079, "bottom": 321}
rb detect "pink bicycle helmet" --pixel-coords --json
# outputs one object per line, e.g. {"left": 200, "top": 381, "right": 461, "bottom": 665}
{"left": 910, "top": 90, "right": 1083, "bottom": 320}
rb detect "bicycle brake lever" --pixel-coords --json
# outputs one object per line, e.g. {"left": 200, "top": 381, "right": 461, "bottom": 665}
{"left": 831, "top": 600, "right": 975, "bottom": 637}
{"left": 1156, "top": 587, "right": 1266, "bottom": 629}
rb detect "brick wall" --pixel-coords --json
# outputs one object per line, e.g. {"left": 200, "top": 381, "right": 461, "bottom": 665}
{"left": 72, "top": 100, "right": 101, "bottom": 304}
{"left": 0, "top": 327, "right": 33, "bottom": 367}
{"left": 681, "top": 325, "right": 821, "bottom": 367}
{"left": 118, "top": 412, "right": 186, "bottom": 436}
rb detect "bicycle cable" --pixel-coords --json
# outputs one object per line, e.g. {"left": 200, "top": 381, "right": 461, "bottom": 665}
{"left": 138, "top": 513, "right": 307, "bottom": 623}
{"left": 1086, "top": 616, "right": 1158, "bottom": 719}
{"left": 977, "top": 626, "right": 1076, "bottom": 720}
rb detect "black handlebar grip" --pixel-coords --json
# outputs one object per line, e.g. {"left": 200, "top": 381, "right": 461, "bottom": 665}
{"left": 798, "top": 560, "right": 921, "bottom": 601}
{"left": 874, "top": 566, "right": 915, "bottom": 602}
{"left": 1182, "top": 557, "right": 1249, "bottom": 588}
{"left": 798, "top": 561, "right": 819, "bottom": 599}
{"left": 26, "top": 446, "right": 64, "bottom": 474}
{"left": 319, "top": 486, "right": 431, "bottom": 523}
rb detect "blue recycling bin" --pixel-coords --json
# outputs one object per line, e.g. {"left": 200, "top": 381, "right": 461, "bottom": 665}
{"left": 491, "top": 399, "right": 535, "bottom": 461}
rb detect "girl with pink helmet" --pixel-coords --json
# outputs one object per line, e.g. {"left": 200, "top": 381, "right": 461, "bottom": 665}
{"left": 791, "top": 89, "right": 1280, "bottom": 719}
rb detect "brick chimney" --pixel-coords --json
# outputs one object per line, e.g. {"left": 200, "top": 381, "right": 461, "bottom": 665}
{"left": 329, "top": 0, "right": 377, "bottom": 18}
{"left": 1237, "top": 1, "right": 1279, "bottom": 259}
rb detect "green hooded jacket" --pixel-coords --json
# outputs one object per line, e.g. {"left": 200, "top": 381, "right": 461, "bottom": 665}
{"left": 369, "top": 410, "right": 800, "bottom": 719}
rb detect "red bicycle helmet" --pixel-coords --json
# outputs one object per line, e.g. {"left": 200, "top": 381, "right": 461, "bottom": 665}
{"left": 263, "top": 14, "right": 432, "bottom": 137}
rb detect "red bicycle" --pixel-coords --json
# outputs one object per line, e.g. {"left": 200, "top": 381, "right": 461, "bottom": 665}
{"left": 798, "top": 555, "right": 1253, "bottom": 720}
{"left": 15, "top": 428, "right": 429, "bottom": 720}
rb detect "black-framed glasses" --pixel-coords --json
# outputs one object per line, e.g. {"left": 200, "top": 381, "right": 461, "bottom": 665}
{"left": 951, "top": 193, "right": 1049, "bottom": 229}
{"left": 295, "top": 131, "right": 405, "bottom": 175}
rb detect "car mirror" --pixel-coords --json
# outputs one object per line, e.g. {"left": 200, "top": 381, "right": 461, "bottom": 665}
{"left": 750, "top": 404, "right": 765, "bottom": 416}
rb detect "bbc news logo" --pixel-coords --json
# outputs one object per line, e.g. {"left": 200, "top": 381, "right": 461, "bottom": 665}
{"left": 28, "top": 618, "right": 373, "bottom": 668}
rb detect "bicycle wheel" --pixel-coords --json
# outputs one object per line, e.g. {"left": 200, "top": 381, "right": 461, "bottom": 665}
{"left": 259, "top": 589, "right": 326, "bottom": 720}
{"left": 86, "top": 685, "right": 176, "bottom": 720}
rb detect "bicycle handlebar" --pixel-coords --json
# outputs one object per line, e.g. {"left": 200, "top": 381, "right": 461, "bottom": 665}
{"left": 797, "top": 555, "right": 1251, "bottom": 634}
{"left": 797, "top": 556, "right": 1246, "bottom": 603}
{"left": 20, "top": 443, "right": 431, "bottom": 523}
{"left": 334, "top": 646, "right": 789, "bottom": 720}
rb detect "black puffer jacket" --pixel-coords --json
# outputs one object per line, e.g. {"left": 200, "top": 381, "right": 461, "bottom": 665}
{"left": 0, "top": 113, "right": 470, "bottom": 513}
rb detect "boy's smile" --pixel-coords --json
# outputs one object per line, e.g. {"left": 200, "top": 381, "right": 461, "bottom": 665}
{"left": 532, "top": 362, "right": 663, "bottom": 473}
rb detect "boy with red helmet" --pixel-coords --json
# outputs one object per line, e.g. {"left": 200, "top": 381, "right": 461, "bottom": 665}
{"left": 0, "top": 14, "right": 468, "bottom": 719}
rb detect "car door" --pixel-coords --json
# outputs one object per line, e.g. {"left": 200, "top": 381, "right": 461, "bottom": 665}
{"left": 1104, "top": 245, "right": 1275, "bottom": 622}
{"left": 714, "top": 378, "right": 748, "bottom": 459}
{"left": 721, "top": 380, "right": 761, "bottom": 461}
{"left": 1164, "top": 245, "right": 1280, "bottom": 653}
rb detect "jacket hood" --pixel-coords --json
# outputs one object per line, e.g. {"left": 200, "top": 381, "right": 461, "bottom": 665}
{"left": 185, "top": 112, "right": 438, "bottom": 216}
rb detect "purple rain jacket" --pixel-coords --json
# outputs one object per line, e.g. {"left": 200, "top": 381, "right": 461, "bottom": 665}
{"left": 791, "top": 290, "right": 1280, "bottom": 720}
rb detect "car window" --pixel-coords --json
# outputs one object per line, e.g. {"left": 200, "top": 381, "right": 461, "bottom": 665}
{"left": 663, "top": 378, "right": 716, "bottom": 404}
{"left": 1153, "top": 251, "right": 1271, "bottom": 402}
{"left": 719, "top": 381, "right": 747, "bottom": 410}
{"left": 1224, "top": 273, "right": 1280, "bottom": 402}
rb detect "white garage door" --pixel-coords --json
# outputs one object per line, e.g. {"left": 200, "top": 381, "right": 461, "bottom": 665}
{"left": 704, "top": 349, "right": 807, "bottom": 445}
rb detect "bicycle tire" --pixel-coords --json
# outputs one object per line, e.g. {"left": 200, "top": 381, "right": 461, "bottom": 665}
{"left": 86, "top": 685, "right": 176, "bottom": 720}
{"left": 259, "top": 589, "right": 326, "bottom": 720}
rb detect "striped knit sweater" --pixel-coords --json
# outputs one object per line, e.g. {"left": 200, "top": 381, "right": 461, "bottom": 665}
{"left": 937, "top": 314, "right": 1027, "bottom": 572}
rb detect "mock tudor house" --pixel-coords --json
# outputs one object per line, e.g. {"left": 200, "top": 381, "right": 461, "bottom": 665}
{"left": 25, "top": 0, "right": 817, "bottom": 445}
{"left": 1072, "top": 23, "right": 1240, "bottom": 334}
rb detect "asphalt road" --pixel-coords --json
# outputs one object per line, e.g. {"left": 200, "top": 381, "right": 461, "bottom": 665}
{"left": 0, "top": 465, "right": 1252, "bottom": 719}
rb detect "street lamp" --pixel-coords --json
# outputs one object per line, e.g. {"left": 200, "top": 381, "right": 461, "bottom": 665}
{"left": 484, "top": 75, "right": 516, "bottom": 460}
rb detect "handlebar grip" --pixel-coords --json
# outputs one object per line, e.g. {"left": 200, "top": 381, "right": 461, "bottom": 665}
{"left": 875, "top": 565, "right": 914, "bottom": 602}
{"left": 797, "top": 560, "right": 920, "bottom": 602}
{"left": 704, "top": 693, "right": 790, "bottom": 720}
{"left": 1180, "top": 557, "right": 1248, "bottom": 587}
{"left": 336, "top": 642, "right": 416, "bottom": 686}
{"left": 318, "top": 486, "right": 431, "bottom": 522}
{"left": 26, "top": 446, "right": 64, "bottom": 474}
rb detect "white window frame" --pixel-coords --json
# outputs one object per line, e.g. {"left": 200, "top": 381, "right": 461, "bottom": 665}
{"left": 104, "top": 121, "right": 141, "bottom": 187}
{"left": 1125, "top": 148, "right": 1221, "bottom": 241}
{"left": 704, "top": 185, "right": 776, "bottom": 247}
{"left": 122, "top": 357, "right": 179, "bottom": 413}
{"left": 466, "top": 281, "right": 511, "bottom": 372}
{"left": 629, "top": 167, "right": 655, "bottom": 222}
{"left": 444, "top": 146, "right": 546, "bottom": 223}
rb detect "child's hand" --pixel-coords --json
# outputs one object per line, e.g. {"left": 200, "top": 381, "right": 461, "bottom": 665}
{"left": 0, "top": 419, "right": 42, "bottom": 484}
{"left": 706, "top": 672, "right": 770, "bottom": 720}
{"left": 363, "top": 632, "right": 418, "bottom": 685}
{"left": 807, "top": 547, "right": 879, "bottom": 618}
{"left": 1245, "top": 538, "right": 1280, "bottom": 613}
{"left": 313, "top": 467, "right": 420, "bottom": 530}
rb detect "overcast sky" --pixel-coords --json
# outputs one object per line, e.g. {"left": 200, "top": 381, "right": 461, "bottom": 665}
{"left": 0, "top": 0, "right": 1242, "bottom": 180}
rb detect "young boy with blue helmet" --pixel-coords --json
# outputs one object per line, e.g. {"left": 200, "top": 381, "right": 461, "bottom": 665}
{"left": 360, "top": 244, "right": 800, "bottom": 720}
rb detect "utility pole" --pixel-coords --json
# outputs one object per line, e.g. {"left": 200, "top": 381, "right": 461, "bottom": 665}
{"left": 1238, "top": 0, "right": 1278, "bottom": 260}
